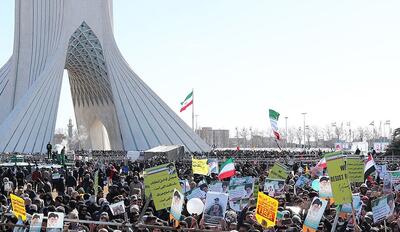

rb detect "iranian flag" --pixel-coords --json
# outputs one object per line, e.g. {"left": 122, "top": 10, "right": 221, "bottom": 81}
{"left": 180, "top": 90, "right": 193, "bottom": 112}
{"left": 218, "top": 158, "right": 235, "bottom": 180}
{"left": 269, "top": 109, "right": 280, "bottom": 140}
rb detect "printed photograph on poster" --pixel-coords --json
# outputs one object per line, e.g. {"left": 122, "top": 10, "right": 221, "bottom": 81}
{"left": 109, "top": 201, "right": 126, "bottom": 216}
{"left": 319, "top": 176, "right": 333, "bottom": 198}
{"left": 263, "top": 178, "right": 285, "bottom": 197}
{"left": 303, "top": 197, "right": 328, "bottom": 230}
{"left": 209, "top": 181, "right": 229, "bottom": 193}
{"left": 203, "top": 191, "right": 228, "bottom": 225}
{"left": 372, "top": 194, "right": 395, "bottom": 223}
{"left": 46, "top": 212, "right": 64, "bottom": 232}
{"left": 30, "top": 213, "right": 44, "bottom": 232}
{"left": 170, "top": 189, "right": 184, "bottom": 220}
{"left": 341, "top": 194, "right": 362, "bottom": 213}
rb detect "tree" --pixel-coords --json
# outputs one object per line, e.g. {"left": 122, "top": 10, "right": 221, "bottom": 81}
{"left": 386, "top": 128, "right": 400, "bottom": 156}
{"left": 295, "top": 127, "right": 303, "bottom": 145}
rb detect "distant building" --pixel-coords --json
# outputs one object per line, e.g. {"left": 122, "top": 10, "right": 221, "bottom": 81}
{"left": 196, "top": 127, "right": 230, "bottom": 148}
{"left": 67, "top": 119, "right": 73, "bottom": 139}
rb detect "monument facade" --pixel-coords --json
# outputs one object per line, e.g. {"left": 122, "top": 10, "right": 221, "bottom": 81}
{"left": 0, "top": 0, "right": 210, "bottom": 153}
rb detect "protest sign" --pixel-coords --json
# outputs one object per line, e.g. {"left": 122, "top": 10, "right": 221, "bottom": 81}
{"left": 389, "top": 171, "right": 400, "bottom": 185}
{"left": 192, "top": 158, "right": 209, "bottom": 175}
{"left": 255, "top": 192, "right": 278, "bottom": 228}
{"left": 10, "top": 194, "right": 26, "bottom": 221}
{"left": 346, "top": 156, "right": 364, "bottom": 183}
{"left": 186, "top": 187, "right": 206, "bottom": 200}
{"left": 179, "top": 179, "right": 190, "bottom": 193}
{"left": 376, "top": 165, "right": 388, "bottom": 177}
{"left": 203, "top": 191, "right": 228, "bottom": 225}
{"left": 326, "top": 155, "right": 352, "bottom": 204}
{"left": 29, "top": 213, "right": 43, "bottom": 232}
{"left": 296, "top": 175, "right": 311, "bottom": 188}
{"left": 209, "top": 181, "right": 229, "bottom": 193}
{"left": 228, "top": 177, "right": 254, "bottom": 211}
{"left": 383, "top": 174, "right": 392, "bottom": 194}
{"left": 170, "top": 189, "right": 184, "bottom": 220}
{"left": 263, "top": 178, "right": 285, "bottom": 197}
{"left": 46, "top": 212, "right": 64, "bottom": 230}
{"left": 109, "top": 201, "right": 126, "bottom": 216}
{"left": 268, "top": 163, "right": 289, "bottom": 180}
{"left": 318, "top": 176, "right": 333, "bottom": 198}
{"left": 303, "top": 197, "right": 328, "bottom": 230}
{"left": 341, "top": 194, "right": 362, "bottom": 213}
{"left": 372, "top": 194, "right": 395, "bottom": 223}
{"left": 144, "top": 163, "right": 181, "bottom": 210}
{"left": 208, "top": 158, "right": 219, "bottom": 175}
{"left": 253, "top": 178, "right": 259, "bottom": 199}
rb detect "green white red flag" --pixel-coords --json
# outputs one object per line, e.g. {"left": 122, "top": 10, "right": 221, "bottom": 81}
{"left": 269, "top": 109, "right": 281, "bottom": 140}
{"left": 180, "top": 91, "right": 193, "bottom": 112}
{"left": 218, "top": 158, "right": 235, "bottom": 180}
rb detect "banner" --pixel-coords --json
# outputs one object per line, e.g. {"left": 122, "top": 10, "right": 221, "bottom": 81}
{"left": 263, "top": 178, "right": 285, "bottom": 197}
{"left": 209, "top": 181, "right": 229, "bottom": 193}
{"left": 389, "top": 171, "right": 400, "bottom": 186}
{"left": 186, "top": 187, "right": 206, "bottom": 200}
{"left": 346, "top": 156, "right": 364, "bottom": 183}
{"left": 303, "top": 197, "right": 328, "bottom": 230}
{"left": 10, "top": 194, "right": 26, "bottom": 221}
{"left": 341, "top": 194, "right": 362, "bottom": 213}
{"left": 318, "top": 176, "right": 333, "bottom": 198}
{"left": 109, "top": 201, "right": 126, "bottom": 216}
{"left": 170, "top": 189, "right": 184, "bottom": 221}
{"left": 203, "top": 191, "right": 229, "bottom": 225}
{"left": 255, "top": 192, "right": 278, "bottom": 228}
{"left": 208, "top": 159, "right": 219, "bottom": 175}
{"left": 372, "top": 194, "right": 395, "bottom": 223}
{"left": 268, "top": 163, "right": 289, "bottom": 180}
{"left": 144, "top": 163, "right": 181, "bottom": 210}
{"left": 192, "top": 158, "right": 209, "bottom": 175}
{"left": 29, "top": 213, "right": 43, "bottom": 232}
{"left": 326, "top": 155, "right": 352, "bottom": 204}
{"left": 228, "top": 177, "right": 254, "bottom": 211}
{"left": 46, "top": 212, "right": 64, "bottom": 231}
{"left": 383, "top": 174, "right": 392, "bottom": 194}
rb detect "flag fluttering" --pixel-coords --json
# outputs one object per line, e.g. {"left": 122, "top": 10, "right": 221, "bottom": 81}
{"left": 180, "top": 91, "right": 193, "bottom": 112}
{"left": 218, "top": 158, "right": 235, "bottom": 180}
{"left": 269, "top": 109, "right": 280, "bottom": 140}
{"left": 364, "top": 153, "right": 376, "bottom": 180}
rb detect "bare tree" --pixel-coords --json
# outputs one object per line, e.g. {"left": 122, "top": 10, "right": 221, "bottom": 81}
{"left": 334, "top": 123, "right": 344, "bottom": 141}
{"left": 311, "top": 126, "right": 320, "bottom": 147}
{"left": 324, "top": 125, "right": 333, "bottom": 141}
{"left": 240, "top": 127, "right": 248, "bottom": 147}
{"left": 295, "top": 127, "right": 303, "bottom": 145}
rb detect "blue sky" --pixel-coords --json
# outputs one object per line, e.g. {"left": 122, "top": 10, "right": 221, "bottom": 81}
{"left": 1, "top": 0, "right": 399, "bottom": 136}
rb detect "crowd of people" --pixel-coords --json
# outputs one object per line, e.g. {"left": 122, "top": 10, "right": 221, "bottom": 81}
{"left": 0, "top": 149, "right": 398, "bottom": 231}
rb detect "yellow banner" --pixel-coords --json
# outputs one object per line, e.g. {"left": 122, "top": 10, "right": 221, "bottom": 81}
{"left": 192, "top": 158, "right": 209, "bottom": 175}
{"left": 255, "top": 192, "right": 278, "bottom": 228}
{"left": 326, "top": 155, "right": 352, "bottom": 204}
{"left": 346, "top": 156, "right": 365, "bottom": 183}
{"left": 144, "top": 163, "right": 181, "bottom": 210}
{"left": 10, "top": 194, "right": 26, "bottom": 221}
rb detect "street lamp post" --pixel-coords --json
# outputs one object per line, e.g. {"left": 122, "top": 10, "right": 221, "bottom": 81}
{"left": 302, "top": 113, "right": 307, "bottom": 148}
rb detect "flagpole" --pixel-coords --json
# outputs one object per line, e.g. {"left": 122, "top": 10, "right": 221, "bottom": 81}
{"left": 192, "top": 88, "right": 194, "bottom": 131}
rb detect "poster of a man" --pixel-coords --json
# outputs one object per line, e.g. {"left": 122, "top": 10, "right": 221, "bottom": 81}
{"left": 167, "top": 163, "right": 176, "bottom": 175}
{"left": 30, "top": 213, "right": 43, "bottom": 232}
{"left": 303, "top": 197, "right": 328, "bottom": 230}
{"left": 46, "top": 212, "right": 64, "bottom": 232}
{"left": 319, "top": 176, "right": 333, "bottom": 198}
{"left": 203, "top": 191, "right": 228, "bottom": 225}
{"left": 171, "top": 189, "right": 184, "bottom": 220}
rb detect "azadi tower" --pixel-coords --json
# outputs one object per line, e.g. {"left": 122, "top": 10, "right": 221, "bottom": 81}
{"left": 0, "top": 0, "right": 210, "bottom": 153}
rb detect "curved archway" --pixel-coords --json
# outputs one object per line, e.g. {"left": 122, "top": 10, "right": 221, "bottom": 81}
{"left": 89, "top": 120, "right": 111, "bottom": 150}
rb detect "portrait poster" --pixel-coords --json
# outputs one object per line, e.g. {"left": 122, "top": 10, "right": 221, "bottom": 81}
{"left": 318, "top": 176, "right": 333, "bottom": 198}
{"left": 303, "top": 197, "right": 328, "bottom": 230}
{"left": 109, "top": 201, "right": 126, "bottom": 216}
{"left": 29, "top": 213, "right": 44, "bottom": 232}
{"left": 46, "top": 212, "right": 64, "bottom": 232}
{"left": 263, "top": 178, "right": 285, "bottom": 197}
{"left": 228, "top": 177, "right": 254, "bottom": 211}
{"left": 203, "top": 191, "right": 228, "bottom": 225}
{"left": 170, "top": 189, "right": 184, "bottom": 220}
